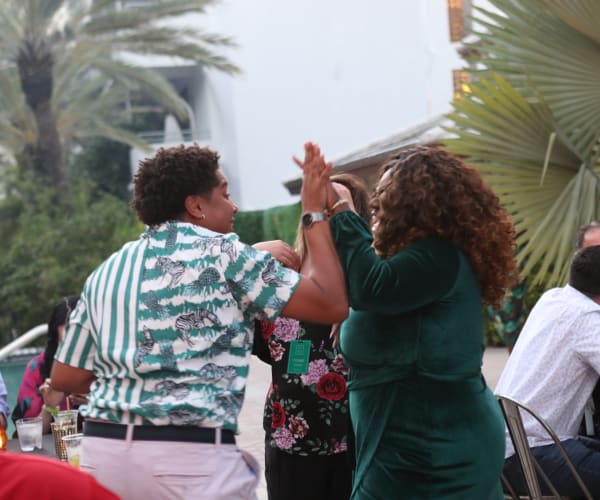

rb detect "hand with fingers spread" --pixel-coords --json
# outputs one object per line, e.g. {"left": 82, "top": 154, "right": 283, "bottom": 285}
{"left": 293, "top": 142, "right": 332, "bottom": 213}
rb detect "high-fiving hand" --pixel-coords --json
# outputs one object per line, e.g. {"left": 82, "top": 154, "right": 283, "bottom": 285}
{"left": 293, "top": 142, "right": 332, "bottom": 213}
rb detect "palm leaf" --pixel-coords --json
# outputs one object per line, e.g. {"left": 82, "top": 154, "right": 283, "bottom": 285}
{"left": 469, "top": 0, "right": 600, "bottom": 163}
{"left": 444, "top": 74, "right": 600, "bottom": 286}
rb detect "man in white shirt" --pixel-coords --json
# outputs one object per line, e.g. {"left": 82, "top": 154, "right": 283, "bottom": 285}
{"left": 496, "top": 244, "right": 600, "bottom": 497}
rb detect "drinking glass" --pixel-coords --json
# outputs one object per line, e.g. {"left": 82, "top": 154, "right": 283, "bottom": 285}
{"left": 15, "top": 417, "right": 43, "bottom": 452}
{"left": 54, "top": 409, "right": 79, "bottom": 427}
{"left": 62, "top": 433, "right": 84, "bottom": 468}
{"left": 50, "top": 422, "right": 77, "bottom": 461}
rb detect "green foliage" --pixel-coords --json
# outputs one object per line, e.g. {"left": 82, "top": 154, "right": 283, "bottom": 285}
{"left": 445, "top": 0, "right": 600, "bottom": 288}
{"left": 0, "top": 181, "right": 141, "bottom": 344}
{"left": 0, "top": 0, "right": 239, "bottom": 186}
{"left": 236, "top": 202, "right": 302, "bottom": 246}
{"left": 484, "top": 281, "right": 546, "bottom": 347}
{"left": 68, "top": 136, "right": 133, "bottom": 202}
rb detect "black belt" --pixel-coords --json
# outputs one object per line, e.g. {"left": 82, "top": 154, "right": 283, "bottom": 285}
{"left": 84, "top": 421, "right": 236, "bottom": 444}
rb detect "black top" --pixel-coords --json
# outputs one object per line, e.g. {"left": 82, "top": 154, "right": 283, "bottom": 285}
{"left": 253, "top": 318, "right": 350, "bottom": 456}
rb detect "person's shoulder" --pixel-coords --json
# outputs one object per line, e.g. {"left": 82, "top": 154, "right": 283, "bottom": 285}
{"left": 403, "top": 237, "right": 461, "bottom": 269}
{"left": 26, "top": 352, "right": 45, "bottom": 371}
{"left": 407, "top": 237, "right": 458, "bottom": 254}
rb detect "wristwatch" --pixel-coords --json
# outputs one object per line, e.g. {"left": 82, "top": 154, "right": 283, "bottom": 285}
{"left": 301, "top": 211, "right": 327, "bottom": 229}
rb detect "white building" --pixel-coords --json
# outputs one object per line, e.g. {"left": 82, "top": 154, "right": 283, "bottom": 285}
{"left": 129, "top": 0, "right": 479, "bottom": 210}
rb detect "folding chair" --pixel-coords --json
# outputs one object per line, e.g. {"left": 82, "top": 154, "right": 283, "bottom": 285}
{"left": 496, "top": 395, "right": 593, "bottom": 500}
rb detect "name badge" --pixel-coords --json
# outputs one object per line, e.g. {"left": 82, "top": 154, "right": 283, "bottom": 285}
{"left": 287, "top": 340, "right": 311, "bottom": 374}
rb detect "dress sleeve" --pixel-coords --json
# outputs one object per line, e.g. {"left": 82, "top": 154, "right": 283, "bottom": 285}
{"left": 55, "top": 290, "right": 97, "bottom": 371}
{"left": 223, "top": 236, "right": 301, "bottom": 322}
{"left": 329, "top": 211, "right": 460, "bottom": 314}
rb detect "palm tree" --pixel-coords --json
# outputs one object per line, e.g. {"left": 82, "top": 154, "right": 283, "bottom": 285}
{"left": 443, "top": 0, "right": 600, "bottom": 287}
{"left": 0, "top": 0, "right": 238, "bottom": 188}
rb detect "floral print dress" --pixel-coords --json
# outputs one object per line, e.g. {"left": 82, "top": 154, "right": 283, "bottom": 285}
{"left": 253, "top": 317, "right": 350, "bottom": 456}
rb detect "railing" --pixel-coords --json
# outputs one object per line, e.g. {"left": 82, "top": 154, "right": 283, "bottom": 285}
{"left": 0, "top": 325, "right": 47, "bottom": 362}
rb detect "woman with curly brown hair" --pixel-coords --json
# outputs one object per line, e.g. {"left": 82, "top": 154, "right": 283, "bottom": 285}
{"left": 299, "top": 144, "right": 518, "bottom": 499}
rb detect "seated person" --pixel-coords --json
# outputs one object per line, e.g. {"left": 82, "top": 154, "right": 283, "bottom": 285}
{"left": 12, "top": 296, "right": 83, "bottom": 434}
{"left": 496, "top": 245, "right": 600, "bottom": 497}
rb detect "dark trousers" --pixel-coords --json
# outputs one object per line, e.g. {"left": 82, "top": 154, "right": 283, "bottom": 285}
{"left": 265, "top": 440, "right": 352, "bottom": 500}
{"left": 503, "top": 437, "right": 600, "bottom": 498}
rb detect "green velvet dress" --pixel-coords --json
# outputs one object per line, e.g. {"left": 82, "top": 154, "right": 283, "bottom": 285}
{"left": 330, "top": 212, "right": 505, "bottom": 500}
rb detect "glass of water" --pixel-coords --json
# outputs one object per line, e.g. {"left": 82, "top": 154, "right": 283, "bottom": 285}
{"left": 15, "top": 417, "right": 43, "bottom": 452}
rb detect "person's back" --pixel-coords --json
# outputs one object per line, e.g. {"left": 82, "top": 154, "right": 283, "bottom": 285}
{"left": 50, "top": 143, "right": 349, "bottom": 500}
{"left": 495, "top": 285, "right": 600, "bottom": 453}
{"left": 70, "top": 223, "right": 283, "bottom": 430}
{"left": 498, "top": 244, "right": 600, "bottom": 497}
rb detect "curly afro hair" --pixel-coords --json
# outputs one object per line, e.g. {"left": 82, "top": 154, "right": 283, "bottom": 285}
{"left": 372, "top": 144, "right": 518, "bottom": 307}
{"left": 130, "top": 144, "right": 221, "bottom": 226}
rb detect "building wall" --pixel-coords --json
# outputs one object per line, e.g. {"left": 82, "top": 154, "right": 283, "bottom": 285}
{"left": 201, "top": 0, "right": 464, "bottom": 209}
{"left": 126, "top": 0, "right": 475, "bottom": 210}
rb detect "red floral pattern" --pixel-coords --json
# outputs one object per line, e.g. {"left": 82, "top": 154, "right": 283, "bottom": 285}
{"left": 316, "top": 372, "right": 347, "bottom": 401}
{"left": 260, "top": 320, "right": 276, "bottom": 339}
{"left": 271, "top": 401, "right": 286, "bottom": 428}
{"left": 253, "top": 318, "right": 350, "bottom": 456}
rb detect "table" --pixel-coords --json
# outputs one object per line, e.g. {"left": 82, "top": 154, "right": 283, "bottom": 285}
{"left": 6, "top": 433, "right": 57, "bottom": 457}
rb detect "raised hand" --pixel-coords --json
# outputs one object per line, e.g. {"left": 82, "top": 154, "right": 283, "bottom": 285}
{"left": 40, "top": 378, "right": 65, "bottom": 408}
{"left": 293, "top": 142, "right": 331, "bottom": 213}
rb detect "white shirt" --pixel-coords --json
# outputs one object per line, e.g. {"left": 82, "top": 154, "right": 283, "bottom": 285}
{"left": 495, "top": 284, "right": 600, "bottom": 458}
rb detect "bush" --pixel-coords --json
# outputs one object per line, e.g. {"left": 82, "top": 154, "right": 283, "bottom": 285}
{"left": 0, "top": 182, "right": 140, "bottom": 344}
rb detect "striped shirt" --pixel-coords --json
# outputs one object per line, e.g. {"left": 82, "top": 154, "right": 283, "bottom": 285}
{"left": 56, "top": 221, "right": 300, "bottom": 431}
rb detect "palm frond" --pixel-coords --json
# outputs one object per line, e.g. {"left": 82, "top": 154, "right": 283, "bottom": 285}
{"left": 444, "top": 73, "right": 600, "bottom": 286}
{"left": 470, "top": 0, "right": 600, "bottom": 162}
{"left": 531, "top": 0, "right": 600, "bottom": 45}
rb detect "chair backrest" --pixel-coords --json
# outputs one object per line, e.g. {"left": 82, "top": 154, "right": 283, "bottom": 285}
{"left": 497, "top": 394, "right": 593, "bottom": 500}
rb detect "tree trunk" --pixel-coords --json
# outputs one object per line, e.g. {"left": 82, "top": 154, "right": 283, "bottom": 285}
{"left": 17, "top": 38, "right": 65, "bottom": 188}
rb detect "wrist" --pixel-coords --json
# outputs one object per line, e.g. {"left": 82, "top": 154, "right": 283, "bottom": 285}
{"left": 327, "top": 198, "right": 349, "bottom": 216}
{"left": 42, "top": 404, "right": 59, "bottom": 417}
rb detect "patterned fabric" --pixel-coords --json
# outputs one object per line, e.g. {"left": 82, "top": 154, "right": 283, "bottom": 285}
{"left": 495, "top": 284, "right": 600, "bottom": 458}
{"left": 56, "top": 221, "right": 300, "bottom": 431}
{"left": 11, "top": 352, "right": 67, "bottom": 424}
{"left": 486, "top": 280, "right": 529, "bottom": 348}
{"left": 253, "top": 318, "right": 349, "bottom": 456}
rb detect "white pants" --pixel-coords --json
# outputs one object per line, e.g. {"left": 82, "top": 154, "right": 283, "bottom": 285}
{"left": 81, "top": 435, "right": 260, "bottom": 500}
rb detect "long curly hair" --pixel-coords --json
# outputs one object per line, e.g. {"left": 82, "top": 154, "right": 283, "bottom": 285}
{"left": 130, "top": 144, "right": 221, "bottom": 226}
{"left": 372, "top": 145, "right": 518, "bottom": 307}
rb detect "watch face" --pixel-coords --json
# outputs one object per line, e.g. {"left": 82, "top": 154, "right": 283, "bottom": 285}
{"left": 302, "top": 213, "right": 314, "bottom": 228}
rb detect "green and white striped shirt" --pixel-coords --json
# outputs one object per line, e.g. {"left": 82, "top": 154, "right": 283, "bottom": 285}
{"left": 56, "top": 221, "right": 300, "bottom": 431}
